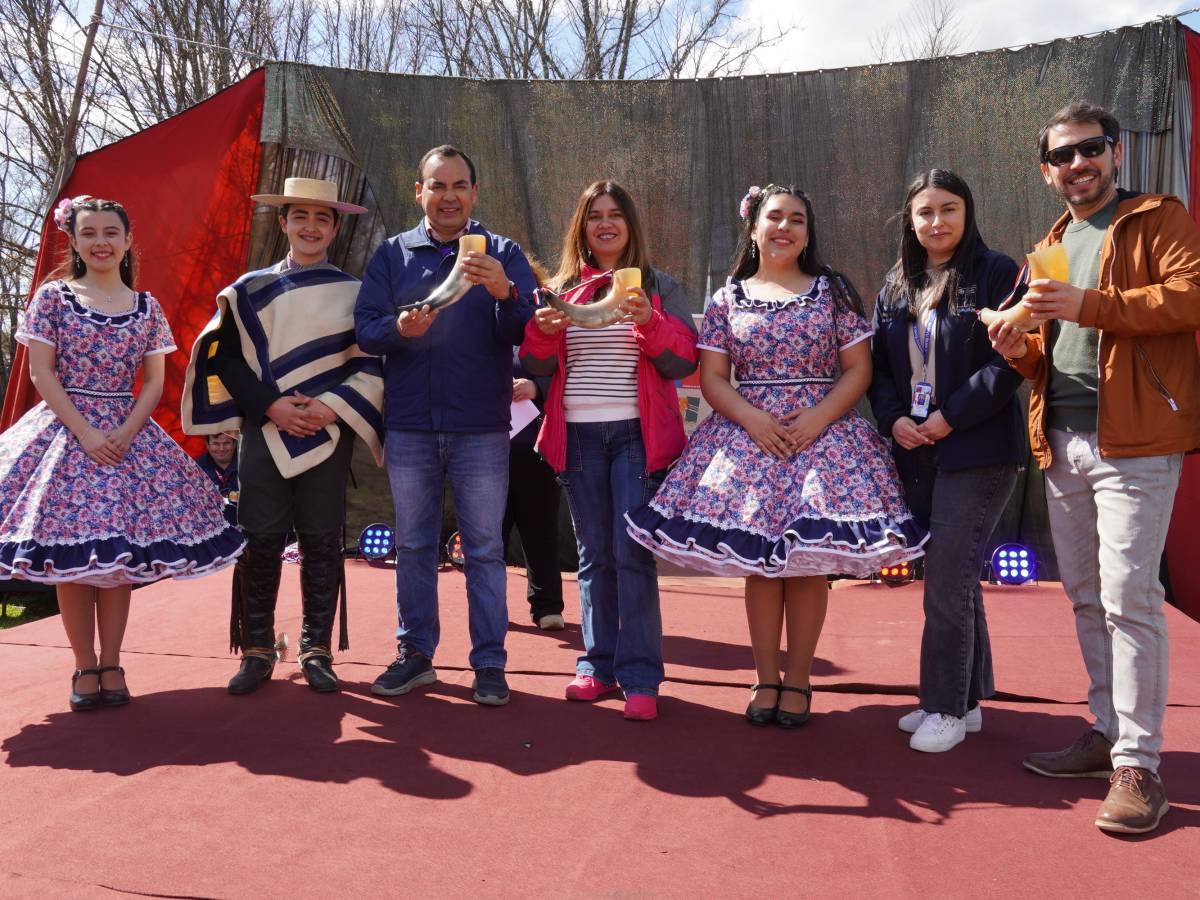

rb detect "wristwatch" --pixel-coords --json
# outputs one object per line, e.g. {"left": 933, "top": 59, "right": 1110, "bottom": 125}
{"left": 502, "top": 280, "right": 518, "bottom": 302}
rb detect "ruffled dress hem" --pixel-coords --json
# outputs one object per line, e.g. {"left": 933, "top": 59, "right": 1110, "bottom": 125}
{"left": 0, "top": 530, "right": 246, "bottom": 588}
{"left": 625, "top": 506, "right": 928, "bottom": 579}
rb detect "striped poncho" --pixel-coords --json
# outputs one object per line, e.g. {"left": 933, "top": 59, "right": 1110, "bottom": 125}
{"left": 181, "top": 262, "right": 384, "bottom": 478}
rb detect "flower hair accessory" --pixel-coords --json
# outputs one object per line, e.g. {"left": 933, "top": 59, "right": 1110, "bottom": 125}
{"left": 51, "top": 194, "right": 93, "bottom": 233}
{"left": 738, "top": 186, "right": 761, "bottom": 221}
{"left": 738, "top": 184, "right": 779, "bottom": 221}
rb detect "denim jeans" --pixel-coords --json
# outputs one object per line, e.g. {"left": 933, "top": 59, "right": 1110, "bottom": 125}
{"left": 903, "top": 447, "right": 1017, "bottom": 718}
{"left": 1045, "top": 430, "right": 1183, "bottom": 773}
{"left": 386, "top": 429, "right": 510, "bottom": 670}
{"left": 559, "top": 419, "right": 664, "bottom": 696}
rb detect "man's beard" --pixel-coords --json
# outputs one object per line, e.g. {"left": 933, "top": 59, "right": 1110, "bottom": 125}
{"left": 1056, "top": 164, "right": 1116, "bottom": 209}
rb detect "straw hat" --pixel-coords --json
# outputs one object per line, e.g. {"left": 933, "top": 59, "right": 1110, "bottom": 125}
{"left": 251, "top": 177, "right": 367, "bottom": 214}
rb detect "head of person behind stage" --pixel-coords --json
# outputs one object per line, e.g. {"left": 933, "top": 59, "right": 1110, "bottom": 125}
{"left": 204, "top": 432, "right": 237, "bottom": 471}
{"left": 729, "top": 183, "right": 863, "bottom": 315}
{"left": 48, "top": 195, "right": 137, "bottom": 289}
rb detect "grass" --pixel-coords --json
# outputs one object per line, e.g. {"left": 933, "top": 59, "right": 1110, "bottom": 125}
{"left": 0, "top": 590, "right": 57, "bottom": 629}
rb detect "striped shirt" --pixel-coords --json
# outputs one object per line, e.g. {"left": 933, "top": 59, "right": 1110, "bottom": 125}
{"left": 563, "top": 322, "right": 640, "bottom": 422}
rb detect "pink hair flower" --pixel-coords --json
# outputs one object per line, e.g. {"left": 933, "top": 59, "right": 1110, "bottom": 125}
{"left": 52, "top": 198, "right": 74, "bottom": 232}
{"left": 738, "top": 185, "right": 762, "bottom": 221}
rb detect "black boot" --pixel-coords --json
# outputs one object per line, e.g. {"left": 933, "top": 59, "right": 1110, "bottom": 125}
{"left": 297, "top": 531, "right": 344, "bottom": 693}
{"left": 227, "top": 532, "right": 287, "bottom": 695}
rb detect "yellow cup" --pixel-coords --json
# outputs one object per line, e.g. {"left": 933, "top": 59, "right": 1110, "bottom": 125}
{"left": 613, "top": 268, "right": 642, "bottom": 295}
{"left": 459, "top": 234, "right": 486, "bottom": 256}
{"left": 1026, "top": 244, "right": 1068, "bottom": 283}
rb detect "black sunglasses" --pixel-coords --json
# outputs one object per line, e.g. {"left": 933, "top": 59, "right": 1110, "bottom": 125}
{"left": 1043, "top": 135, "right": 1115, "bottom": 167}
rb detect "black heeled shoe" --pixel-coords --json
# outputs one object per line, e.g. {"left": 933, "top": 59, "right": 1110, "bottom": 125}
{"left": 98, "top": 665, "right": 131, "bottom": 706}
{"left": 775, "top": 685, "right": 812, "bottom": 729}
{"left": 744, "top": 683, "right": 782, "bottom": 726}
{"left": 70, "top": 668, "right": 102, "bottom": 712}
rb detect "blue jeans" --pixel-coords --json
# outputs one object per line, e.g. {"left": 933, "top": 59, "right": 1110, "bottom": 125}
{"left": 903, "top": 447, "right": 1017, "bottom": 717}
{"left": 386, "top": 430, "right": 510, "bottom": 670}
{"left": 559, "top": 419, "right": 664, "bottom": 696}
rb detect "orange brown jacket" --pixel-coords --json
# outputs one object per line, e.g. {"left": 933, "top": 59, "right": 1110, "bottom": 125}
{"left": 1004, "top": 191, "right": 1200, "bottom": 468}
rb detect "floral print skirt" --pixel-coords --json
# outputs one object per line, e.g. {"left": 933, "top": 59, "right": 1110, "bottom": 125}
{"left": 626, "top": 383, "right": 927, "bottom": 578}
{"left": 0, "top": 396, "right": 244, "bottom": 587}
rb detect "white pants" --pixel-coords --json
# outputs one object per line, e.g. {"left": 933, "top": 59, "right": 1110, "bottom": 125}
{"left": 1044, "top": 430, "right": 1183, "bottom": 773}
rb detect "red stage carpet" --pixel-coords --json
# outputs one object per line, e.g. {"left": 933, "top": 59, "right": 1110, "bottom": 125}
{"left": 1, "top": 564, "right": 1197, "bottom": 898}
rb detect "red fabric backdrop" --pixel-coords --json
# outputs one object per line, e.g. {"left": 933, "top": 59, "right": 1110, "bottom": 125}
{"left": 1, "top": 69, "right": 266, "bottom": 453}
{"left": 1166, "top": 29, "right": 1200, "bottom": 621}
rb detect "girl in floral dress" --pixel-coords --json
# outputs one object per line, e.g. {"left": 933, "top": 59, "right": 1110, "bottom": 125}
{"left": 626, "top": 185, "right": 926, "bottom": 728}
{"left": 0, "top": 196, "right": 244, "bottom": 711}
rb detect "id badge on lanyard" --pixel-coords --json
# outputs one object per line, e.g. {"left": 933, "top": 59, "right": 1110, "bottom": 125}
{"left": 911, "top": 310, "right": 935, "bottom": 418}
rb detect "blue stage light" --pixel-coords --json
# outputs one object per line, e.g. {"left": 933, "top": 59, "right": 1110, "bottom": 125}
{"left": 990, "top": 543, "right": 1036, "bottom": 585}
{"left": 359, "top": 523, "right": 394, "bottom": 562}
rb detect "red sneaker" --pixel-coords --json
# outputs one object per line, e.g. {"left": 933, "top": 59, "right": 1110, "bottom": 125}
{"left": 564, "top": 675, "right": 618, "bottom": 702}
{"left": 623, "top": 695, "right": 657, "bottom": 721}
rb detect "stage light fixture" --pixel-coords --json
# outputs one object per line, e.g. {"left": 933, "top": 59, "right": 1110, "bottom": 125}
{"left": 358, "top": 523, "right": 394, "bottom": 563}
{"left": 445, "top": 530, "right": 465, "bottom": 569}
{"left": 990, "top": 543, "right": 1036, "bottom": 585}
{"left": 879, "top": 561, "right": 916, "bottom": 586}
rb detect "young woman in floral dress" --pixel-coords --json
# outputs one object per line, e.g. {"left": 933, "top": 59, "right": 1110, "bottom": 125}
{"left": 0, "top": 196, "right": 244, "bottom": 711}
{"left": 627, "top": 185, "right": 926, "bottom": 728}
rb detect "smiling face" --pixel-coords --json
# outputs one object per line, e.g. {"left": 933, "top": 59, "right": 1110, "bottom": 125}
{"left": 752, "top": 193, "right": 808, "bottom": 264}
{"left": 584, "top": 193, "right": 630, "bottom": 268}
{"left": 910, "top": 186, "right": 966, "bottom": 266}
{"left": 280, "top": 204, "right": 339, "bottom": 265}
{"left": 206, "top": 433, "right": 236, "bottom": 468}
{"left": 71, "top": 209, "right": 131, "bottom": 276}
{"left": 1041, "top": 120, "right": 1122, "bottom": 220}
{"left": 415, "top": 153, "right": 478, "bottom": 240}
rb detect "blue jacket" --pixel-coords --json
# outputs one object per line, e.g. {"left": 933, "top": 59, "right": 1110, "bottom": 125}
{"left": 868, "top": 242, "right": 1026, "bottom": 478}
{"left": 354, "top": 220, "right": 535, "bottom": 433}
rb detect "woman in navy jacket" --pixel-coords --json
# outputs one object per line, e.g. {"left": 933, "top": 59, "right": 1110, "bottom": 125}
{"left": 868, "top": 169, "right": 1025, "bottom": 753}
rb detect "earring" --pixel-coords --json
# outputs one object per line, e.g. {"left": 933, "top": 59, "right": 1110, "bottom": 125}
{"left": 750, "top": 242, "right": 758, "bottom": 260}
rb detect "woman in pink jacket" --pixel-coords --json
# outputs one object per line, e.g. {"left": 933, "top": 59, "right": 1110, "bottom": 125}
{"left": 519, "top": 180, "right": 698, "bottom": 721}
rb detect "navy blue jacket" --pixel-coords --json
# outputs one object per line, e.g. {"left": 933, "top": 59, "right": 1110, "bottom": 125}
{"left": 354, "top": 220, "right": 535, "bottom": 433}
{"left": 868, "top": 243, "right": 1026, "bottom": 478}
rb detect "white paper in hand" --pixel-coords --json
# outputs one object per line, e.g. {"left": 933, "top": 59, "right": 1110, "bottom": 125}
{"left": 509, "top": 399, "right": 539, "bottom": 439}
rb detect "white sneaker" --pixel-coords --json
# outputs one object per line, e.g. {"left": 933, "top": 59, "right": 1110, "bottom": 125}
{"left": 898, "top": 705, "right": 982, "bottom": 734}
{"left": 537, "top": 613, "right": 566, "bottom": 631}
{"left": 910, "top": 712, "right": 967, "bottom": 753}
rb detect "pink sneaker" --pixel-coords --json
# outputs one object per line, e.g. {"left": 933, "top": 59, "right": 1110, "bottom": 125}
{"left": 565, "top": 675, "right": 618, "bottom": 702}
{"left": 623, "top": 695, "right": 657, "bottom": 721}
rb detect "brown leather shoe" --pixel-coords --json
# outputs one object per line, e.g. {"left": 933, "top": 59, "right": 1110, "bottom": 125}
{"left": 1095, "top": 766, "right": 1169, "bottom": 834}
{"left": 1022, "top": 728, "right": 1114, "bottom": 778}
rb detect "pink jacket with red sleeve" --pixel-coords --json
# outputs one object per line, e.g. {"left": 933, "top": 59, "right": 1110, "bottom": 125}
{"left": 519, "top": 266, "right": 699, "bottom": 474}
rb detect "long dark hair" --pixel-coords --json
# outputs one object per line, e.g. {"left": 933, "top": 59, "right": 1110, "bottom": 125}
{"left": 46, "top": 196, "right": 137, "bottom": 289}
{"left": 551, "top": 180, "right": 650, "bottom": 291}
{"left": 882, "top": 169, "right": 981, "bottom": 317}
{"left": 729, "top": 184, "right": 862, "bottom": 314}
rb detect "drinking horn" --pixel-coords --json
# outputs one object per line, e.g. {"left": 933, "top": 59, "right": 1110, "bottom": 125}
{"left": 979, "top": 244, "right": 1069, "bottom": 333}
{"left": 541, "top": 267, "right": 642, "bottom": 329}
{"left": 396, "top": 234, "right": 488, "bottom": 315}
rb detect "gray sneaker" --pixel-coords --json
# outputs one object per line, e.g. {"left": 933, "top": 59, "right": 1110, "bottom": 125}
{"left": 1023, "top": 728, "right": 1114, "bottom": 778}
{"left": 472, "top": 667, "right": 510, "bottom": 706}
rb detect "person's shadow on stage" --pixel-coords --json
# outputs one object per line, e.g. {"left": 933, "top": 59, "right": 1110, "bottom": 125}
{"left": 5, "top": 673, "right": 1193, "bottom": 835}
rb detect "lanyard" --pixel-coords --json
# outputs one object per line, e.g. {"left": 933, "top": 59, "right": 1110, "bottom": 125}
{"left": 911, "top": 308, "right": 936, "bottom": 376}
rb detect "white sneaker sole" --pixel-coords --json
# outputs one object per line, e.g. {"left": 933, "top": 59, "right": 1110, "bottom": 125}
{"left": 371, "top": 668, "right": 437, "bottom": 697}
{"left": 899, "top": 706, "right": 982, "bottom": 734}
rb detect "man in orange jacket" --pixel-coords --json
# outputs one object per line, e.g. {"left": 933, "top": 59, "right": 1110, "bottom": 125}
{"left": 990, "top": 101, "right": 1200, "bottom": 835}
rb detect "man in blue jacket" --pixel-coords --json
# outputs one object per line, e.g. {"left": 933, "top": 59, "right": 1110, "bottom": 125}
{"left": 355, "top": 145, "right": 535, "bottom": 706}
